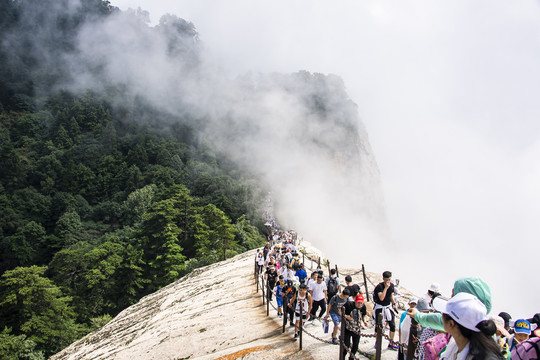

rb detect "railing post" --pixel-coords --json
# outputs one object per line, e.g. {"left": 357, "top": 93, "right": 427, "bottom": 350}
{"left": 335, "top": 264, "right": 339, "bottom": 278}
{"left": 282, "top": 299, "right": 287, "bottom": 333}
{"left": 375, "top": 312, "right": 383, "bottom": 360}
{"left": 327, "top": 259, "right": 331, "bottom": 277}
{"left": 362, "top": 264, "right": 370, "bottom": 302}
{"left": 406, "top": 317, "right": 418, "bottom": 360}
{"left": 303, "top": 252, "right": 305, "bottom": 265}
{"left": 266, "top": 280, "right": 270, "bottom": 316}
{"left": 299, "top": 299, "right": 303, "bottom": 350}
{"left": 339, "top": 306, "right": 346, "bottom": 359}
{"left": 262, "top": 275, "right": 265, "bottom": 305}
{"left": 318, "top": 256, "right": 321, "bottom": 269}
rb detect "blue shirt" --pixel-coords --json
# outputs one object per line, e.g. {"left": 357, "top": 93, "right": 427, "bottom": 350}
{"left": 275, "top": 285, "right": 283, "bottom": 300}
{"left": 296, "top": 269, "right": 307, "bottom": 282}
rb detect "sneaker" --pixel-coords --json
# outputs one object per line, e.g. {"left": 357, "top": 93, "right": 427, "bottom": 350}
{"left": 290, "top": 323, "right": 295, "bottom": 327}
{"left": 332, "top": 337, "right": 339, "bottom": 344}
{"left": 387, "top": 343, "right": 399, "bottom": 350}
{"left": 294, "top": 333, "right": 299, "bottom": 339}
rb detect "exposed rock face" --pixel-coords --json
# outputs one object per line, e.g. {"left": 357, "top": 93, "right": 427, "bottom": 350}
{"left": 51, "top": 251, "right": 305, "bottom": 360}
{"left": 52, "top": 244, "right": 416, "bottom": 360}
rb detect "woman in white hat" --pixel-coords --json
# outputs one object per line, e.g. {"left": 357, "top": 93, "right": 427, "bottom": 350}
{"left": 435, "top": 292, "right": 503, "bottom": 359}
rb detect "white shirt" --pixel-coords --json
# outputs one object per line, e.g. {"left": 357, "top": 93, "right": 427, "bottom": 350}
{"left": 309, "top": 281, "right": 327, "bottom": 301}
{"left": 399, "top": 314, "right": 412, "bottom": 344}
{"left": 440, "top": 338, "right": 471, "bottom": 360}
{"left": 282, "top": 269, "right": 295, "bottom": 281}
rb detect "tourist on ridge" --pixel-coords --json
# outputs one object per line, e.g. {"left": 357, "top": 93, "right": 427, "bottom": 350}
{"left": 373, "top": 270, "right": 399, "bottom": 350}
{"left": 342, "top": 293, "right": 367, "bottom": 359}
{"left": 265, "top": 266, "right": 278, "bottom": 301}
{"left": 290, "top": 283, "right": 313, "bottom": 339}
{"left": 506, "top": 319, "right": 531, "bottom": 352}
{"left": 498, "top": 312, "right": 513, "bottom": 334}
{"left": 398, "top": 297, "right": 417, "bottom": 359}
{"left": 305, "top": 271, "right": 318, "bottom": 289}
{"left": 309, "top": 274, "right": 328, "bottom": 320}
{"left": 489, "top": 315, "right": 511, "bottom": 358}
{"left": 428, "top": 283, "right": 441, "bottom": 300}
{"left": 283, "top": 280, "right": 297, "bottom": 327}
{"left": 256, "top": 252, "right": 265, "bottom": 275}
{"left": 281, "top": 264, "right": 296, "bottom": 282}
{"left": 344, "top": 275, "right": 360, "bottom": 300}
{"left": 409, "top": 277, "right": 492, "bottom": 332}
{"left": 414, "top": 298, "right": 437, "bottom": 360}
{"left": 296, "top": 263, "right": 307, "bottom": 284}
{"left": 435, "top": 292, "right": 503, "bottom": 359}
{"left": 528, "top": 313, "right": 540, "bottom": 338}
{"left": 326, "top": 268, "right": 341, "bottom": 302}
{"left": 324, "top": 288, "right": 350, "bottom": 344}
{"left": 274, "top": 275, "right": 285, "bottom": 317}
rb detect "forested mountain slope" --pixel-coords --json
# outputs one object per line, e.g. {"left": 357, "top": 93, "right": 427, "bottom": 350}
{"left": 0, "top": 0, "right": 384, "bottom": 358}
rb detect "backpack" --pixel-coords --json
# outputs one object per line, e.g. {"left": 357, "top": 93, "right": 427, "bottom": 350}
{"left": 422, "top": 332, "right": 450, "bottom": 360}
{"left": 512, "top": 338, "right": 540, "bottom": 360}
{"left": 291, "top": 258, "right": 300, "bottom": 270}
{"left": 327, "top": 277, "right": 338, "bottom": 295}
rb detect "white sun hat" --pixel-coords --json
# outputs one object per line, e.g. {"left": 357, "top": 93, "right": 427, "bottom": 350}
{"left": 433, "top": 292, "right": 487, "bottom": 332}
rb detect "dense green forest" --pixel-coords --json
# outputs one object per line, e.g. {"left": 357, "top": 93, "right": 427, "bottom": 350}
{"left": 0, "top": 1, "right": 267, "bottom": 358}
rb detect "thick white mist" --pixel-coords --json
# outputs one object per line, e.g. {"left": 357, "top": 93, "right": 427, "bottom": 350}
{"left": 109, "top": 0, "right": 540, "bottom": 318}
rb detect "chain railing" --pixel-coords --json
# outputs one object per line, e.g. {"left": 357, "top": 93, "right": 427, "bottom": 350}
{"left": 253, "top": 248, "right": 421, "bottom": 359}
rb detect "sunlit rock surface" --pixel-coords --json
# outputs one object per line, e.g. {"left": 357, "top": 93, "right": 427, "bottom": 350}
{"left": 52, "top": 243, "right": 416, "bottom": 360}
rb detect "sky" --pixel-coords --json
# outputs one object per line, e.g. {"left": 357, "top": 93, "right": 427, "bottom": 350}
{"left": 110, "top": 0, "right": 540, "bottom": 318}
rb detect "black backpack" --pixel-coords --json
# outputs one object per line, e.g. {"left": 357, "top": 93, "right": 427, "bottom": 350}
{"left": 327, "top": 277, "right": 338, "bottom": 295}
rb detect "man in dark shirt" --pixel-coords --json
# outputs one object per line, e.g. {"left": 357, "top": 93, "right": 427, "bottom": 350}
{"left": 265, "top": 266, "right": 278, "bottom": 301}
{"left": 373, "top": 270, "right": 398, "bottom": 350}
{"left": 282, "top": 280, "right": 297, "bottom": 327}
{"left": 344, "top": 275, "right": 360, "bottom": 299}
{"left": 324, "top": 288, "right": 350, "bottom": 344}
{"left": 343, "top": 294, "right": 367, "bottom": 360}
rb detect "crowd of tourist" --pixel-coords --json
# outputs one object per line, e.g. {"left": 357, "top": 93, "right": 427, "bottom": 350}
{"left": 256, "top": 221, "right": 539, "bottom": 360}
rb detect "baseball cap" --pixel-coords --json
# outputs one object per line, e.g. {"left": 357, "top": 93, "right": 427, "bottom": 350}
{"left": 408, "top": 297, "right": 418, "bottom": 305}
{"left": 433, "top": 292, "right": 487, "bottom": 332}
{"left": 429, "top": 283, "right": 441, "bottom": 293}
{"left": 355, "top": 294, "right": 364, "bottom": 303}
{"left": 528, "top": 313, "right": 540, "bottom": 326}
{"left": 416, "top": 298, "right": 430, "bottom": 312}
{"left": 514, "top": 319, "right": 531, "bottom": 335}
{"left": 498, "top": 312, "right": 512, "bottom": 327}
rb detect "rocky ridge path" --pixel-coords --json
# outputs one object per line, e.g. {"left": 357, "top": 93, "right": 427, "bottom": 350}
{"left": 52, "top": 244, "right": 417, "bottom": 360}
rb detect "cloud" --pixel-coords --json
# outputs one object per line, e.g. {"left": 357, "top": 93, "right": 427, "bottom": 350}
{"left": 11, "top": 0, "right": 539, "bottom": 316}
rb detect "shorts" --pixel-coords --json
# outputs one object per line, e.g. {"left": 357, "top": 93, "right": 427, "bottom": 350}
{"left": 295, "top": 312, "right": 308, "bottom": 320}
{"left": 330, "top": 312, "right": 341, "bottom": 326}
{"left": 276, "top": 298, "right": 283, "bottom": 307}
